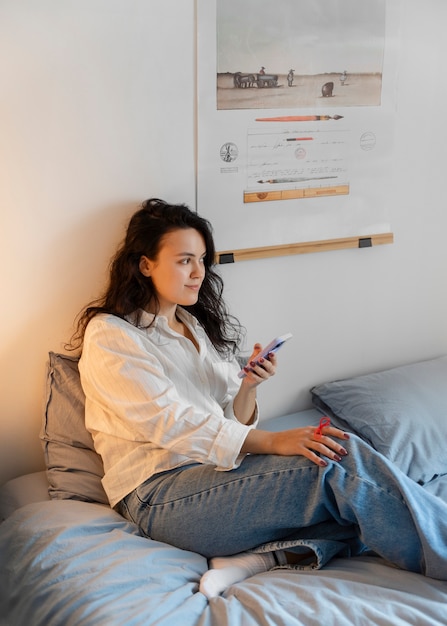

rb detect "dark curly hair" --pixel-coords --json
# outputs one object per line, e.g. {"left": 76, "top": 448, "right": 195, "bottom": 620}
{"left": 68, "top": 198, "right": 243, "bottom": 357}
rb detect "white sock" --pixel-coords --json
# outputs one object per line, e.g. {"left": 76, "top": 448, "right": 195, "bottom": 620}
{"left": 199, "top": 551, "right": 285, "bottom": 598}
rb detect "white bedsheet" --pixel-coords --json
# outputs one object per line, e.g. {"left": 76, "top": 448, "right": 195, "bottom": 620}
{"left": 1, "top": 499, "right": 446, "bottom": 626}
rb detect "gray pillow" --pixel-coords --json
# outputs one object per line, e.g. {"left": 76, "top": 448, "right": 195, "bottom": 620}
{"left": 40, "top": 352, "right": 108, "bottom": 504}
{"left": 311, "top": 356, "right": 447, "bottom": 485}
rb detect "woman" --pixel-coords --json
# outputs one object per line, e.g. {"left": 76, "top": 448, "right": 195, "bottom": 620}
{"left": 74, "top": 198, "right": 447, "bottom": 598}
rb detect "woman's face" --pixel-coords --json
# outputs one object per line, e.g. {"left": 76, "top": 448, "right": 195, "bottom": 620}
{"left": 139, "top": 228, "right": 206, "bottom": 316}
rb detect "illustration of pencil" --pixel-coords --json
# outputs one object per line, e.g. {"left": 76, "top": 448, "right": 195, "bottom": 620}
{"left": 256, "top": 115, "right": 343, "bottom": 122}
{"left": 257, "top": 176, "right": 337, "bottom": 184}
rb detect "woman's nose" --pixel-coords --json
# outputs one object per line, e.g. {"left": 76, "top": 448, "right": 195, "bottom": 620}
{"left": 191, "top": 261, "right": 204, "bottom": 276}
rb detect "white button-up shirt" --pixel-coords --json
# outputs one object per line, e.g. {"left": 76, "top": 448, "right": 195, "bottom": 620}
{"left": 79, "top": 308, "right": 257, "bottom": 508}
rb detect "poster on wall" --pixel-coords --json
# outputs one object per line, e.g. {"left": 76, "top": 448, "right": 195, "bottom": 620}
{"left": 196, "top": 0, "right": 401, "bottom": 256}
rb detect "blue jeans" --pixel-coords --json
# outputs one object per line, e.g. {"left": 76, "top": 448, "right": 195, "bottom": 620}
{"left": 118, "top": 435, "right": 447, "bottom": 579}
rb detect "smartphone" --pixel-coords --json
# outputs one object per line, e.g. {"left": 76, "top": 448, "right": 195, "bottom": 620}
{"left": 237, "top": 333, "right": 293, "bottom": 378}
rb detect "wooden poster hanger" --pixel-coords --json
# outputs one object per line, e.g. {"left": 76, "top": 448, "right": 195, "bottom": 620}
{"left": 216, "top": 232, "right": 394, "bottom": 264}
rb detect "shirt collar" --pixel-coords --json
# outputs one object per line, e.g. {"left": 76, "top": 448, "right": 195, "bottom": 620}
{"left": 126, "top": 307, "right": 204, "bottom": 338}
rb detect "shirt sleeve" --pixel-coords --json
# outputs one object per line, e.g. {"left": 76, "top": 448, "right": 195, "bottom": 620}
{"left": 222, "top": 394, "right": 259, "bottom": 427}
{"left": 79, "top": 316, "right": 253, "bottom": 471}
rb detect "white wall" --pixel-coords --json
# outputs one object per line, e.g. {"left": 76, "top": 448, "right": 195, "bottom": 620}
{"left": 1, "top": 0, "right": 447, "bottom": 485}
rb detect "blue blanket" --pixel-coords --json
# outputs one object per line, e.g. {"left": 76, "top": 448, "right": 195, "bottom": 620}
{"left": 1, "top": 499, "right": 447, "bottom": 625}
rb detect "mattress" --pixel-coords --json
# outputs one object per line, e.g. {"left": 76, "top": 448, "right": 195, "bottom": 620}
{"left": 1, "top": 409, "right": 447, "bottom": 625}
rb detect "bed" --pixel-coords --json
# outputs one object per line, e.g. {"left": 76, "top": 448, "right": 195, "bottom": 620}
{"left": 1, "top": 352, "right": 447, "bottom": 625}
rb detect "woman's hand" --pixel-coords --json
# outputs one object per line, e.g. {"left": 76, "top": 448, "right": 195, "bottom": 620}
{"left": 233, "top": 343, "right": 277, "bottom": 425}
{"left": 241, "top": 423, "right": 350, "bottom": 467}
{"left": 240, "top": 342, "right": 278, "bottom": 389}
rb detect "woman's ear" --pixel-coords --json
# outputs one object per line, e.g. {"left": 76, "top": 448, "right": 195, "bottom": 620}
{"left": 139, "top": 255, "right": 152, "bottom": 277}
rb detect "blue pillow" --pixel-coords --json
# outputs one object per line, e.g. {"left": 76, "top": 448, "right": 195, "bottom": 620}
{"left": 311, "top": 356, "right": 447, "bottom": 485}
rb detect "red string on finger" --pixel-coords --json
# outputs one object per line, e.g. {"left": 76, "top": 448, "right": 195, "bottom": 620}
{"left": 314, "top": 416, "right": 331, "bottom": 437}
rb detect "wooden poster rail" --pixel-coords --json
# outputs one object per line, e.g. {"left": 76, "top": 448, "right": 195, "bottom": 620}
{"left": 216, "top": 232, "right": 394, "bottom": 264}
